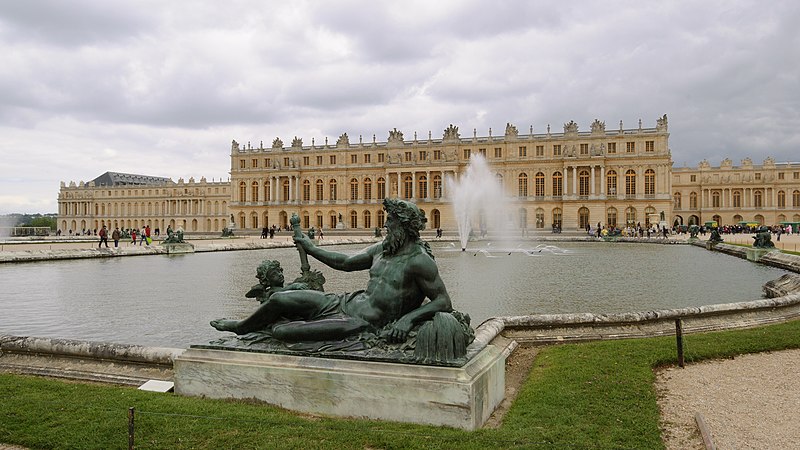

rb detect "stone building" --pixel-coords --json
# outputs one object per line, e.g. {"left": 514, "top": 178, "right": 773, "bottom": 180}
{"left": 229, "top": 116, "right": 672, "bottom": 232}
{"left": 58, "top": 171, "right": 230, "bottom": 234}
{"left": 672, "top": 157, "right": 800, "bottom": 228}
{"left": 58, "top": 116, "right": 800, "bottom": 235}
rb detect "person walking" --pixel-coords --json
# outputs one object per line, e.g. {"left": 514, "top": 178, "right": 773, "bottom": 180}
{"left": 112, "top": 227, "right": 121, "bottom": 247}
{"left": 98, "top": 226, "right": 109, "bottom": 248}
{"left": 145, "top": 225, "right": 151, "bottom": 245}
{"left": 139, "top": 227, "right": 146, "bottom": 245}
{"left": 131, "top": 228, "right": 137, "bottom": 246}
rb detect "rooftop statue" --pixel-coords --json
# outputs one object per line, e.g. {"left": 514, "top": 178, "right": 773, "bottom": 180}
{"left": 210, "top": 198, "right": 474, "bottom": 365}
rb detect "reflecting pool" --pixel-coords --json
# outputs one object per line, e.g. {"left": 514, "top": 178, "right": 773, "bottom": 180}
{"left": 0, "top": 242, "right": 788, "bottom": 348}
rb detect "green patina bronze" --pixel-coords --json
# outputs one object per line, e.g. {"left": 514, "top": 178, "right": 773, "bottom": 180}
{"left": 753, "top": 227, "right": 775, "bottom": 249}
{"left": 220, "top": 227, "right": 234, "bottom": 237}
{"left": 162, "top": 227, "right": 185, "bottom": 244}
{"left": 210, "top": 198, "right": 474, "bottom": 366}
{"left": 689, "top": 224, "right": 700, "bottom": 238}
{"left": 709, "top": 228, "right": 724, "bottom": 244}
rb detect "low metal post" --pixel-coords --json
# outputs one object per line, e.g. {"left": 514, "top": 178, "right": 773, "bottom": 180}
{"left": 675, "top": 319, "right": 684, "bottom": 368}
{"left": 128, "top": 407, "right": 135, "bottom": 450}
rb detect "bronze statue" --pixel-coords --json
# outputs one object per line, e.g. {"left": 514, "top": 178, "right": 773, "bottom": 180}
{"left": 162, "top": 227, "right": 185, "bottom": 244}
{"left": 709, "top": 228, "right": 724, "bottom": 243}
{"left": 244, "top": 259, "right": 323, "bottom": 304}
{"left": 753, "top": 227, "right": 775, "bottom": 248}
{"left": 211, "top": 198, "right": 460, "bottom": 346}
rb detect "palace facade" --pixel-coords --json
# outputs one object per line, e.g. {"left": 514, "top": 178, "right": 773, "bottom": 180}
{"left": 57, "top": 172, "right": 230, "bottom": 234}
{"left": 58, "top": 116, "right": 800, "bottom": 234}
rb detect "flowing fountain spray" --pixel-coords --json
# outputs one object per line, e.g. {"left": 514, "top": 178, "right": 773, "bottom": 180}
{"left": 447, "top": 154, "right": 511, "bottom": 251}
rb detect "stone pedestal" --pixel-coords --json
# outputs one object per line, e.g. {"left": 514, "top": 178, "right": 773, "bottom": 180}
{"left": 174, "top": 343, "right": 511, "bottom": 430}
{"left": 163, "top": 242, "right": 195, "bottom": 254}
{"left": 746, "top": 247, "right": 774, "bottom": 262}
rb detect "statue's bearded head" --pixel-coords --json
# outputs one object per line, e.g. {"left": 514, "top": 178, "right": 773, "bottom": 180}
{"left": 382, "top": 198, "right": 426, "bottom": 256}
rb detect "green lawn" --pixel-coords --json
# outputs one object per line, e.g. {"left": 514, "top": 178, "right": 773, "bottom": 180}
{"left": 2, "top": 319, "right": 800, "bottom": 449}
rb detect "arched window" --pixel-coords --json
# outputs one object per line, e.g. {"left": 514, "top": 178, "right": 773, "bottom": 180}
{"left": 607, "top": 170, "right": 618, "bottom": 196}
{"left": 302, "top": 180, "right": 311, "bottom": 201}
{"left": 315, "top": 211, "right": 323, "bottom": 228}
{"left": 535, "top": 208, "right": 545, "bottom": 228}
{"left": 625, "top": 170, "right": 636, "bottom": 196}
{"left": 733, "top": 214, "right": 743, "bottom": 223}
{"left": 673, "top": 192, "right": 682, "bottom": 209}
{"left": 433, "top": 175, "right": 442, "bottom": 199}
{"left": 794, "top": 190, "right": 800, "bottom": 207}
{"left": 778, "top": 190, "right": 786, "bottom": 208}
{"left": 645, "top": 206, "right": 656, "bottom": 227}
{"left": 363, "top": 210, "right": 372, "bottom": 229}
{"left": 329, "top": 179, "right": 337, "bottom": 201}
{"left": 713, "top": 214, "right": 722, "bottom": 225}
{"left": 403, "top": 176, "right": 413, "bottom": 199}
{"left": 552, "top": 172, "right": 563, "bottom": 196}
{"left": 377, "top": 210, "right": 385, "bottom": 228}
{"left": 251, "top": 181, "right": 259, "bottom": 202}
{"left": 518, "top": 173, "right": 528, "bottom": 197}
{"left": 418, "top": 175, "right": 428, "bottom": 199}
{"left": 264, "top": 180, "right": 270, "bottom": 202}
{"left": 578, "top": 207, "right": 590, "bottom": 229}
{"left": 625, "top": 206, "right": 636, "bottom": 225}
{"left": 377, "top": 178, "right": 386, "bottom": 199}
{"left": 754, "top": 190, "right": 763, "bottom": 208}
{"left": 690, "top": 192, "right": 698, "bottom": 209}
{"left": 578, "top": 170, "right": 589, "bottom": 196}
{"left": 239, "top": 182, "right": 246, "bottom": 202}
{"left": 535, "top": 172, "right": 545, "bottom": 197}
{"left": 644, "top": 169, "right": 655, "bottom": 196}
{"left": 316, "top": 180, "right": 324, "bottom": 201}
{"left": 350, "top": 178, "right": 359, "bottom": 201}
{"left": 431, "top": 209, "right": 441, "bottom": 229}
{"left": 363, "top": 178, "right": 372, "bottom": 201}
{"left": 552, "top": 208, "right": 562, "bottom": 228}
{"left": 350, "top": 211, "right": 358, "bottom": 228}
{"left": 733, "top": 191, "right": 742, "bottom": 207}
{"left": 607, "top": 207, "right": 618, "bottom": 228}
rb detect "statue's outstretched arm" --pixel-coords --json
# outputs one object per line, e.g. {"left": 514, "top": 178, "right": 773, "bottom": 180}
{"left": 296, "top": 235, "right": 377, "bottom": 272}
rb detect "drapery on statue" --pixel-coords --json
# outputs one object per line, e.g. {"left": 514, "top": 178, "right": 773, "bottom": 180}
{"left": 211, "top": 198, "right": 473, "bottom": 363}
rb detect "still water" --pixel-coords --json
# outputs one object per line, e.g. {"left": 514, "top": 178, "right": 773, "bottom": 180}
{"left": 0, "top": 242, "right": 788, "bottom": 348}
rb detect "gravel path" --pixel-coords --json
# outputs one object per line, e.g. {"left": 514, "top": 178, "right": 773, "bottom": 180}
{"left": 656, "top": 349, "right": 800, "bottom": 449}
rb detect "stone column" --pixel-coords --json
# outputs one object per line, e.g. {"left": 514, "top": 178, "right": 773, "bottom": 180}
{"left": 426, "top": 171, "right": 431, "bottom": 200}
{"left": 600, "top": 166, "right": 606, "bottom": 195}
{"left": 562, "top": 166, "right": 567, "bottom": 196}
{"left": 590, "top": 166, "right": 596, "bottom": 196}
{"left": 572, "top": 166, "right": 577, "bottom": 197}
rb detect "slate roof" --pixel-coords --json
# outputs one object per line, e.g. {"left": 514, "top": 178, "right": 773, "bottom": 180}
{"left": 91, "top": 172, "right": 172, "bottom": 187}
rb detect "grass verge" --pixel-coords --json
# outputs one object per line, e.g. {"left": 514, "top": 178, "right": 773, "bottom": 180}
{"left": 2, "top": 319, "right": 800, "bottom": 449}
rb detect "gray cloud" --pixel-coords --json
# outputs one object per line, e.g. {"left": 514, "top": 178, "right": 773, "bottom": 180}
{"left": 1, "top": 0, "right": 799, "bottom": 214}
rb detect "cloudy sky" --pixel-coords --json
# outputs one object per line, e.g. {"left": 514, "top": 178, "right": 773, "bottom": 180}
{"left": 1, "top": 1, "right": 798, "bottom": 214}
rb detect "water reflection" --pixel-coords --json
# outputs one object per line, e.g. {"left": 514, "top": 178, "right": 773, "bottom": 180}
{"left": 0, "top": 242, "right": 788, "bottom": 348}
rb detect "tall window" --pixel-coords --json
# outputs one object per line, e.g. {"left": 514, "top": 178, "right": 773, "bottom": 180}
{"left": 733, "top": 191, "right": 742, "bottom": 207}
{"left": 754, "top": 190, "right": 763, "bottom": 208}
{"left": 626, "top": 142, "right": 635, "bottom": 153}
{"left": 433, "top": 175, "right": 442, "bottom": 199}
{"left": 794, "top": 190, "right": 800, "bottom": 207}
{"left": 535, "top": 172, "right": 545, "bottom": 197}
{"left": 377, "top": 178, "right": 386, "bottom": 199}
{"left": 350, "top": 178, "right": 359, "bottom": 201}
{"left": 535, "top": 145, "right": 544, "bottom": 156}
{"left": 351, "top": 154, "right": 358, "bottom": 164}
{"left": 579, "top": 143, "right": 588, "bottom": 155}
{"left": 625, "top": 170, "right": 636, "bottom": 196}
{"left": 251, "top": 182, "right": 259, "bottom": 202}
{"left": 364, "top": 211, "right": 372, "bottom": 229}
{"left": 607, "top": 207, "right": 618, "bottom": 227}
{"left": 645, "top": 206, "right": 656, "bottom": 227}
{"left": 316, "top": 180, "right": 324, "bottom": 200}
{"left": 607, "top": 142, "right": 617, "bottom": 154}
{"left": 377, "top": 210, "right": 385, "bottom": 228}
{"left": 644, "top": 169, "right": 655, "bottom": 196}
{"left": 552, "top": 172, "right": 563, "bottom": 196}
{"left": 350, "top": 211, "right": 358, "bottom": 229}
{"left": 673, "top": 192, "right": 682, "bottom": 209}
{"left": 263, "top": 181, "right": 270, "bottom": 202}
{"left": 690, "top": 192, "right": 698, "bottom": 209}
{"left": 578, "top": 207, "right": 590, "bottom": 229}
{"left": 239, "top": 182, "right": 246, "bottom": 202}
{"left": 282, "top": 179, "right": 290, "bottom": 201}
{"left": 363, "top": 178, "right": 372, "bottom": 201}
{"left": 518, "top": 173, "right": 528, "bottom": 197}
{"left": 494, "top": 148, "right": 502, "bottom": 158}
{"left": 518, "top": 146, "right": 527, "bottom": 157}
{"left": 625, "top": 207, "right": 636, "bottom": 225}
{"left": 607, "top": 170, "right": 617, "bottom": 195}
{"left": 535, "top": 208, "right": 545, "bottom": 228}
{"left": 418, "top": 175, "right": 428, "bottom": 199}
{"left": 403, "top": 176, "right": 413, "bottom": 199}
{"left": 645, "top": 141, "right": 654, "bottom": 152}
{"left": 329, "top": 179, "right": 337, "bottom": 201}
{"left": 778, "top": 191, "right": 786, "bottom": 208}
{"left": 712, "top": 191, "right": 720, "bottom": 208}
{"left": 553, "top": 144, "right": 561, "bottom": 156}
{"left": 578, "top": 170, "right": 589, "bottom": 196}
{"left": 302, "top": 180, "right": 310, "bottom": 201}
{"left": 552, "top": 208, "right": 562, "bottom": 228}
